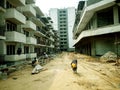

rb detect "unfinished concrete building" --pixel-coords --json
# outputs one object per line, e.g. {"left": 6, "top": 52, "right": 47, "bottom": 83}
{"left": 73, "top": 0, "right": 120, "bottom": 57}
{"left": 0, "top": 0, "right": 56, "bottom": 65}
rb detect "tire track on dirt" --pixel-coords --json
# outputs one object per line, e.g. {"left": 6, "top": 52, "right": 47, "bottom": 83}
{"left": 79, "top": 62, "right": 118, "bottom": 88}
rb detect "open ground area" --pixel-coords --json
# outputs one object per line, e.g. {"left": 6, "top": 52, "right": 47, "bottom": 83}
{"left": 0, "top": 52, "right": 120, "bottom": 90}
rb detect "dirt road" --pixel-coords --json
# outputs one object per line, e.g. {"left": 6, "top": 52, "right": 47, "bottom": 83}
{"left": 0, "top": 52, "right": 120, "bottom": 90}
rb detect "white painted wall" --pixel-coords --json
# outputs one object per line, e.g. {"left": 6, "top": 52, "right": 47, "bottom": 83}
{"left": 49, "top": 8, "right": 58, "bottom": 31}
{"left": 67, "top": 7, "right": 76, "bottom": 49}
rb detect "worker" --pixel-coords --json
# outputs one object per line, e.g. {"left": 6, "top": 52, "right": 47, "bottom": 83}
{"left": 71, "top": 59, "right": 77, "bottom": 73}
{"left": 31, "top": 58, "right": 43, "bottom": 74}
{"left": 32, "top": 57, "right": 38, "bottom": 67}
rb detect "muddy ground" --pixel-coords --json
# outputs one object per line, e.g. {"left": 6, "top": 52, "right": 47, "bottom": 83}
{"left": 0, "top": 52, "right": 120, "bottom": 90}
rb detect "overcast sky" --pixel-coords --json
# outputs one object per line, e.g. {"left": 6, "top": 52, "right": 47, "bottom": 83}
{"left": 35, "top": 0, "right": 80, "bottom": 14}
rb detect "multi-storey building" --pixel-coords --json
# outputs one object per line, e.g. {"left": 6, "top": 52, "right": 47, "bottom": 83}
{"left": 0, "top": 0, "right": 55, "bottom": 65}
{"left": 49, "top": 7, "right": 75, "bottom": 51}
{"left": 73, "top": 0, "right": 120, "bottom": 57}
{"left": 53, "top": 30, "right": 60, "bottom": 53}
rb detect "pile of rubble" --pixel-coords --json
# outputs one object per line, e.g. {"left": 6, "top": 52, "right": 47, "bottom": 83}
{"left": 100, "top": 51, "right": 117, "bottom": 63}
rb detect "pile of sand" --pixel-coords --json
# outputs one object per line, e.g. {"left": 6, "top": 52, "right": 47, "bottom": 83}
{"left": 100, "top": 51, "right": 117, "bottom": 63}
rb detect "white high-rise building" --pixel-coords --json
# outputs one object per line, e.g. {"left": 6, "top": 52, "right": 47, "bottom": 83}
{"left": 49, "top": 7, "right": 75, "bottom": 51}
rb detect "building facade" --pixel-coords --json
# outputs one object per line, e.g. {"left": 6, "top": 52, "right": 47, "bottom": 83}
{"left": 49, "top": 7, "right": 75, "bottom": 51}
{"left": 73, "top": 0, "right": 120, "bottom": 57}
{"left": 0, "top": 0, "right": 55, "bottom": 65}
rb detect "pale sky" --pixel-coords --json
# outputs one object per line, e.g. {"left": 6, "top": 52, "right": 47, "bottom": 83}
{"left": 35, "top": 0, "right": 80, "bottom": 14}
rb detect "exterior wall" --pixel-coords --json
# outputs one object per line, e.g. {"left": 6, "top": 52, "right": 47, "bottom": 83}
{"left": 67, "top": 7, "right": 75, "bottom": 51}
{"left": 49, "top": 9, "right": 58, "bottom": 30}
{"left": 58, "top": 9, "right": 68, "bottom": 51}
{"left": 0, "top": 0, "right": 55, "bottom": 64}
{"left": 94, "top": 36, "right": 115, "bottom": 56}
{"left": 73, "top": 0, "right": 120, "bottom": 56}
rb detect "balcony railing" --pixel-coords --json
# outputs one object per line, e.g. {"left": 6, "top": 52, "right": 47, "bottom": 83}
{"left": 30, "top": 17, "right": 45, "bottom": 27}
{"left": 5, "top": 54, "right": 26, "bottom": 62}
{"left": 21, "top": 5, "right": 36, "bottom": 17}
{"left": 5, "top": 31, "right": 26, "bottom": 43}
{"left": 26, "top": 0, "right": 35, "bottom": 4}
{"left": 8, "top": 0, "right": 25, "bottom": 6}
{"left": 26, "top": 53, "right": 37, "bottom": 59}
{"left": 37, "top": 27, "right": 46, "bottom": 35}
{"left": 26, "top": 37, "right": 37, "bottom": 44}
{"left": 22, "top": 20, "right": 36, "bottom": 31}
{"left": 5, "top": 8, "right": 26, "bottom": 24}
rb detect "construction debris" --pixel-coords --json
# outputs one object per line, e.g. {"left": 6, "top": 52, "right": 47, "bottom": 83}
{"left": 100, "top": 51, "right": 117, "bottom": 63}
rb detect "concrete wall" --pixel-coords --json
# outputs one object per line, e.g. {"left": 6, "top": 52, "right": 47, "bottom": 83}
{"left": 49, "top": 9, "right": 58, "bottom": 31}
{"left": 95, "top": 38, "right": 114, "bottom": 56}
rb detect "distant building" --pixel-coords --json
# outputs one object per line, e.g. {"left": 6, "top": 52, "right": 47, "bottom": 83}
{"left": 0, "top": 0, "right": 56, "bottom": 65}
{"left": 49, "top": 7, "right": 76, "bottom": 51}
{"left": 73, "top": 0, "right": 120, "bottom": 56}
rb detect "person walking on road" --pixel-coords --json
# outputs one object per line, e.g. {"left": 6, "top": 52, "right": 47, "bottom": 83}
{"left": 71, "top": 59, "right": 77, "bottom": 73}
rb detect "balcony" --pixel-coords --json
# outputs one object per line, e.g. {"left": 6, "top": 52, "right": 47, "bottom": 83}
{"left": 26, "top": 0, "right": 35, "bottom": 4}
{"left": 0, "top": 7, "right": 5, "bottom": 13}
{"left": 49, "top": 37, "right": 54, "bottom": 42}
{"left": 5, "top": 8, "right": 26, "bottom": 24}
{"left": 75, "top": 0, "right": 116, "bottom": 37}
{"left": 21, "top": 5, "right": 36, "bottom": 17}
{"left": 5, "top": 54, "right": 26, "bottom": 62}
{"left": 47, "top": 44, "right": 54, "bottom": 48}
{"left": 26, "top": 37, "right": 37, "bottom": 44}
{"left": 5, "top": 31, "right": 26, "bottom": 43}
{"left": 22, "top": 20, "right": 36, "bottom": 31}
{"left": 75, "top": 24, "right": 120, "bottom": 45}
{"left": 49, "top": 30, "right": 54, "bottom": 36}
{"left": 31, "top": 17, "right": 45, "bottom": 27}
{"left": 8, "top": 0, "right": 25, "bottom": 6}
{"left": 26, "top": 53, "right": 37, "bottom": 59}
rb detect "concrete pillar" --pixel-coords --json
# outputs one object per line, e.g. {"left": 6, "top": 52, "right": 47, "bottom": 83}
{"left": 0, "top": 40, "right": 6, "bottom": 54}
{"left": 17, "top": 25, "right": 22, "bottom": 32}
{"left": 93, "top": 14, "right": 97, "bottom": 29}
{"left": 0, "top": 13, "right": 5, "bottom": 25}
{"left": 113, "top": 6, "right": 119, "bottom": 24}
{"left": 91, "top": 38, "right": 96, "bottom": 56}
{"left": 29, "top": 31, "right": 33, "bottom": 37}
{"left": 30, "top": 45, "right": 34, "bottom": 53}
